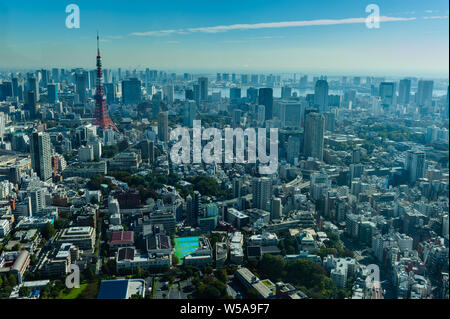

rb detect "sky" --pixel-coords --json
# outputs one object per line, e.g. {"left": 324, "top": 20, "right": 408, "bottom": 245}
{"left": 0, "top": 0, "right": 448, "bottom": 77}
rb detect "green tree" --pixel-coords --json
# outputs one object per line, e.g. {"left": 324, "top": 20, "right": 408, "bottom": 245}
{"left": 19, "top": 286, "right": 31, "bottom": 297}
{"left": 246, "top": 288, "right": 261, "bottom": 299}
{"left": 41, "top": 222, "right": 56, "bottom": 240}
{"left": 258, "top": 254, "right": 286, "bottom": 282}
{"left": 8, "top": 273, "right": 17, "bottom": 287}
{"left": 216, "top": 268, "right": 228, "bottom": 283}
{"left": 136, "top": 266, "right": 143, "bottom": 278}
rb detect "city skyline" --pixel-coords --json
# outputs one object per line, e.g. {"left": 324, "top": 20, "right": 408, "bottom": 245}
{"left": 0, "top": 0, "right": 448, "bottom": 77}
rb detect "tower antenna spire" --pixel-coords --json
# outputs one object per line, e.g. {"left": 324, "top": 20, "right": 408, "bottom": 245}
{"left": 97, "top": 31, "right": 100, "bottom": 56}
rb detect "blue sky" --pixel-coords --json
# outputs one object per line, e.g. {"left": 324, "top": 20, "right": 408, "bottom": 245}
{"left": 0, "top": 0, "right": 448, "bottom": 77}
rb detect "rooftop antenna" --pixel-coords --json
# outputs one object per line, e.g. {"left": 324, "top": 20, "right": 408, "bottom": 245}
{"left": 97, "top": 30, "right": 100, "bottom": 57}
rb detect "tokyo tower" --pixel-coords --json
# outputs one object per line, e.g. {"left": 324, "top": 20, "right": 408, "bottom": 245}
{"left": 93, "top": 32, "right": 119, "bottom": 133}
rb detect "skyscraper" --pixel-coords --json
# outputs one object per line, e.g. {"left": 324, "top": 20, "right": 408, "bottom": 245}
{"left": 0, "top": 112, "right": 5, "bottom": 144}
{"left": 30, "top": 131, "right": 52, "bottom": 181}
{"left": 230, "top": 87, "right": 241, "bottom": 100}
{"left": 12, "top": 77, "right": 24, "bottom": 101}
{"left": 104, "top": 82, "right": 117, "bottom": 104}
{"left": 303, "top": 112, "right": 325, "bottom": 161}
{"left": 193, "top": 84, "right": 200, "bottom": 105}
{"left": 183, "top": 100, "right": 197, "bottom": 128}
{"left": 247, "top": 87, "right": 258, "bottom": 104}
{"left": 232, "top": 177, "right": 242, "bottom": 198}
{"left": 186, "top": 191, "right": 201, "bottom": 227}
{"left": 122, "top": 78, "right": 142, "bottom": 105}
{"left": 281, "top": 86, "right": 292, "bottom": 99}
{"left": 287, "top": 135, "right": 301, "bottom": 164}
{"left": 198, "top": 77, "right": 208, "bottom": 102}
{"left": 271, "top": 197, "right": 283, "bottom": 220}
{"left": 252, "top": 177, "right": 272, "bottom": 212}
{"left": 164, "top": 84, "right": 174, "bottom": 103}
{"left": 279, "top": 101, "right": 304, "bottom": 129}
{"left": 406, "top": 150, "right": 426, "bottom": 184}
{"left": 75, "top": 72, "right": 89, "bottom": 103}
{"left": 416, "top": 80, "right": 434, "bottom": 107}
{"left": 158, "top": 111, "right": 169, "bottom": 143}
{"left": 47, "top": 83, "right": 58, "bottom": 104}
{"left": 379, "top": 82, "right": 395, "bottom": 110}
{"left": 258, "top": 88, "right": 273, "bottom": 121}
{"left": 314, "top": 80, "right": 329, "bottom": 113}
{"left": 27, "top": 76, "right": 39, "bottom": 102}
{"left": 27, "top": 90, "right": 38, "bottom": 119}
{"left": 398, "top": 79, "right": 411, "bottom": 105}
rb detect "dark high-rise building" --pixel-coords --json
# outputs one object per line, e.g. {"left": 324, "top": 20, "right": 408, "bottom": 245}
{"left": 193, "top": 84, "right": 200, "bottom": 105}
{"left": 185, "top": 89, "right": 194, "bottom": 100}
{"left": 51, "top": 68, "right": 60, "bottom": 82}
{"left": 379, "top": 82, "right": 395, "bottom": 110}
{"left": 314, "top": 80, "right": 329, "bottom": 113}
{"left": 258, "top": 88, "right": 273, "bottom": 120}
{"left": 41, "top": 69, "right": 50, "bottom": 87}
{"left": 0, "top": 82, "right": 12, "bottom": 101}
{"left": 281, "top": 86, "right": 292, "bottom": 99}
{"left": 47, "top": 83, "right": 58, "bottom": 104}
{"left": 303, "top": 112, "right": 325, "bottom": 161}
{"left": 198, "top": 77, "right": 208, "bottom": 102}
{"left": 75, "top": 72, "right": 90, "bottom": 103}
{"left": 230, "top": 87, "right": 241, "bottom": 100}
{"left": 398, "top": 79, "right": 411, "bottom": 105}
{"left": 27, "top": 90, "right": 38, "bottom": 119}
{"left": 122, "top": 78, "right": 142, "bottom": 105}
{"left": 186, "top": 191, "right": 201, "bottom": 227}
{"left": 12, "top": 78, "right": 24, "bottom": 101}
{"left": 104, "top": 82, "right": 116, "bottom": 104}
{"left": 27, "top": 75, "right": 40, "bottom": 102}
{"left": 416, "top": 80, "right": 433, "bottom": 107}
{"left": 158, "top": 111, "right": 169, "bottom": 143}
{"left": 247, "top": 87, "right": 258, "bottom": 104}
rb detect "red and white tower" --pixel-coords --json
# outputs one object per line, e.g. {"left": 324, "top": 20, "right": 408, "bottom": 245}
{"left": 93, "top": 32, "right": 119, "bottom": 132}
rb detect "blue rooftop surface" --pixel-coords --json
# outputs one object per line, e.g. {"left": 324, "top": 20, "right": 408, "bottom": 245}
{"left": 97, "top": 280, "right": 129, "bottom": 299}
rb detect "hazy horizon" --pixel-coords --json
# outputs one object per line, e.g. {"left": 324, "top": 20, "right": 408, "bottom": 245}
{"left": 0, "top": 0, "right": 448, "bottom": 77}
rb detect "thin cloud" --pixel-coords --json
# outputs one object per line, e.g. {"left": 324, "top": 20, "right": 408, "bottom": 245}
{"left": 107, "top": 35, "right": 124, "bottom": 39}
{"left": 130, "top": 29, "right": 186, "bottom": 36}
{"left": 130, "top": 16, "right": 416, "bottom": 37}
{"left": 423, "top": 16, "right": 449, "bottom": 20}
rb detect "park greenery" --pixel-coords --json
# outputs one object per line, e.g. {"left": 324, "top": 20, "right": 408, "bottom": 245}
{"left": 255, "top": 254, "right": 350, "bottom": 299}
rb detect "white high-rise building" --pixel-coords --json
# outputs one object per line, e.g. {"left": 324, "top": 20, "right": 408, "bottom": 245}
{"left": 79, "top": 146, "right": 94, "bottom": 162}
{"left": 252, "top": 177, "right": 272, "bottom": 212}
{"left": 406, "top": 150, "right": 426, "bottom": 184}
{"left": 443, "top": 215, "right": 449, "bottom": 238}
{"left": 30, "top": 131, "right": 52, "bottom": 181}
